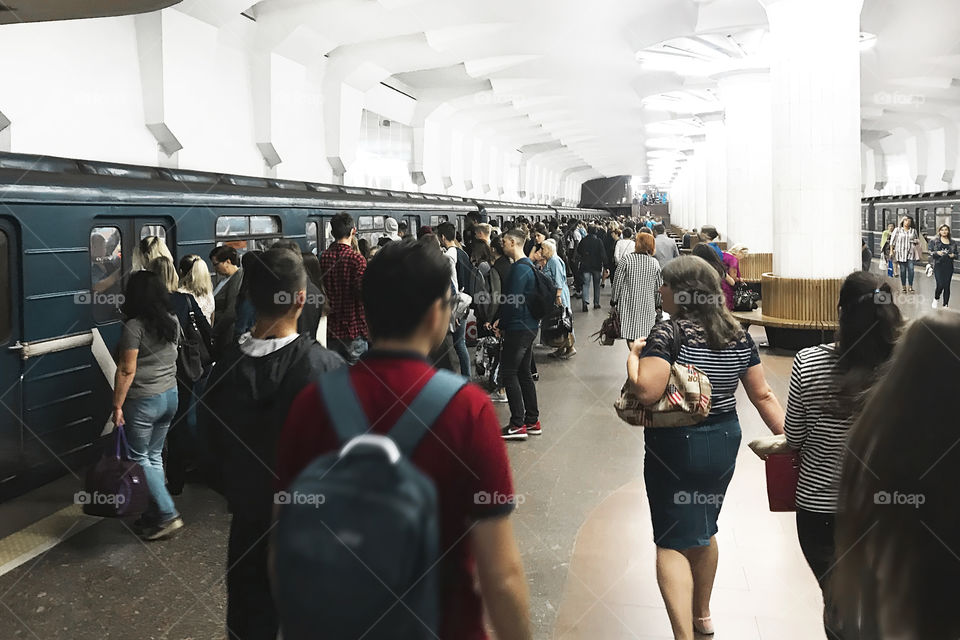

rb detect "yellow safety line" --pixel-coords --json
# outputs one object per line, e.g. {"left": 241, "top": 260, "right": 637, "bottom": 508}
{"left": 0, "top": 505, "right": 100, "bottom": 577}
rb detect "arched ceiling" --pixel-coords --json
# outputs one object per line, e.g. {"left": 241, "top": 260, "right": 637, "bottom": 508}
{"left": 19, "top": 0, "right": 960, "bottom": 187}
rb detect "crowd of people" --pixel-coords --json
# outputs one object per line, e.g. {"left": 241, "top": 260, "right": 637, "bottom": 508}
{"left": 103, "top": 209, "right": 960, "bottom": 640}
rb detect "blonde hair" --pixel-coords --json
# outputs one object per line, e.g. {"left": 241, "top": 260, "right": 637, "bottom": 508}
{"left": 134, "top": 235, "right": 173, "bottom": 272}
{"left": 728, "top": 244, "right": 749, "bottom": 259}
{"left": 147, "top": 256, "right": 179, "bottom": 293}
{"left": 178, "top": 254, "right": 213, "bottom": 298}
{"left": 541, "top": 238, "right": 557, "bottom": 260}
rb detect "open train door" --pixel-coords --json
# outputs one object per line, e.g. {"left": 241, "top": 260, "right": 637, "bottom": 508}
{"left": 0, "top": 217, "right": 22, "bottom": 484}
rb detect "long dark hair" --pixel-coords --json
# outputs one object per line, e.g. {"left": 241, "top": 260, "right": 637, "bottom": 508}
{"left": 662, "top": 255, "right": 742, "bottom": 348}
{"left": 121, "top": 271, "right": 177, "bottom": 343}
{"left": 692, "top": 244, "right": 727, "bottom": 280}
{"left": 832, "top": 272, "right": 903, "bottom": 418}
{"left": 834, "top": 313, "right": 960, "bottom": 638}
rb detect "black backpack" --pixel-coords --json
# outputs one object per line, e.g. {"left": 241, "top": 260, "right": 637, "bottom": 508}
{"left": 275, "top": 367, "right": 467, "bottom": 640}
{"left": 472, "top": 264, "right": 501, "bottom": 324}
{"left": 454, "top": 246, "right": 481, "bottom": 296}
{"left": 522, "top": 262, "right": 559, "bottom": 320}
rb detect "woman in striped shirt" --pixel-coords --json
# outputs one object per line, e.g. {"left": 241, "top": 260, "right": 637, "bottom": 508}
{"left": 889, "top": 215, "right": 921, "bottom": 292}
{"left": 784, "top": 271, "right": 902, "bottom": 640}
{"left": 628, "top": 255, "right": 785, "bottom": 639}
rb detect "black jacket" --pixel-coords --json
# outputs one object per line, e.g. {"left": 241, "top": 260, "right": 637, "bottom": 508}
{"left": 202, "top": 334, "right": 344, "bottom": 520}
{"left": 212, "top": 268, "right": 243, "bottom": 358}
{"left": 298, "top": 280, "right": 324, "bottom": 341}
{"left": 578, "top": 233, "right": 606, "bottom": 272}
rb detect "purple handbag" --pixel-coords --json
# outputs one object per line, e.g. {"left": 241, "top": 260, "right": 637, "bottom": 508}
{"left": 81, "top": 424, "right": 150, "bottom": 518}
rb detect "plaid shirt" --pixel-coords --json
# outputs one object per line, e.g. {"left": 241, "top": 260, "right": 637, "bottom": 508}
{"left": 318, "top": 242, "right": 367, "bottom": 340}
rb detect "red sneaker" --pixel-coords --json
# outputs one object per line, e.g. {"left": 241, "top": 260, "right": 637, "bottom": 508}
{"left": 501, "top": 424, "right": 528, "bottom": 441}
{"left": 526, "top": 421, "right": 542, "bottom": 436}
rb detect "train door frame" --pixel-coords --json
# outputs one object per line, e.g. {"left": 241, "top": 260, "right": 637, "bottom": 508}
{"left": 0, "top": 217, "right": 22, "bottom": 479}
{"left": 403, "top": 214, "right": 421, "bottom": 239}
{"left": 306, "top": 214, "right": 334, "bottom": 254}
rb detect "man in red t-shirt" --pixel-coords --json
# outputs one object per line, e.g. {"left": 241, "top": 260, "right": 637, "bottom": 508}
{"left": 276, "top": 238, "right": 531, "bottom": 640}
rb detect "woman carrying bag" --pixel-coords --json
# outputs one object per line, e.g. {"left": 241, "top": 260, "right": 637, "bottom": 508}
{"left": 112, "top": 270, "right": 184, "bottom": 541}
{"left": 626, "top": 255, "right": 784, "bottom": 639}
{"left": 784, "top": 272, "right": 902, "bottom": 639}
{"left": 889, "top": 216, "right": 921, "bottom": 292}
{"left": 541, "top": 239, "right": 576, "bottom": 359}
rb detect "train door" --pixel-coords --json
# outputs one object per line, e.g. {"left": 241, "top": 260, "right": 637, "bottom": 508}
{"left": 403, "top": 214, "right": 420, "bottom": 239}
{"left": 136, "top": 218, "right": 174, "bottom": 260}
{"left": 0, "top": 218, "right": 22, "bottom": 479}
{"left": 306, "top": 215, "right": 334, "bottom": 254}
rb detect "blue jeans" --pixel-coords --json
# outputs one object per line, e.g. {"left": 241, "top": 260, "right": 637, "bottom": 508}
{"left": 898, "top": 259, "right": 915, "bottom": 287}
{"left": 582, "top": 270, "right": 601, "bottom": 307}
{"left": 452, "top": 318, "right": 471, "bottom": 377}
{"left": 125, "top": 387, "right": 179, "bottom": 521}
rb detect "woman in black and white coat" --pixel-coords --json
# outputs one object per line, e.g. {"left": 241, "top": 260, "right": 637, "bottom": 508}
{"left": 612, "top": 232, "right": 662, "bottom": 347}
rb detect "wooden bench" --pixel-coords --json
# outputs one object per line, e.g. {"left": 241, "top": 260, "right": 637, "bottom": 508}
{"left": 732, "top": 306, "right": 838, "bottom": 350}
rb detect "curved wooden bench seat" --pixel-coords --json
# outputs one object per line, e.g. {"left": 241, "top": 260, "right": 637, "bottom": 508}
{"left": 734, "top": 275, "right": 843, "bottom": 350}
{"left": 732, "top": 308, "right": 839, "bottom": 331}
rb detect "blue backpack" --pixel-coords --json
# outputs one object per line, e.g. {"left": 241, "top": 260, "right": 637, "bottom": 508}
{"left": 274, "top": 367, "right": 467, "bottom": 640}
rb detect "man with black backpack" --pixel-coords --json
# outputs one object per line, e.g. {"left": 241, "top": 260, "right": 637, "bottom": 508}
{"left": 201, "top": 247, "right": 344, "bottom": 640}
{"left": 494, "top": 226, "right": 547, "bottom": 441}
{"left": 274, "top": 239, "right": 531, "bottom": 640}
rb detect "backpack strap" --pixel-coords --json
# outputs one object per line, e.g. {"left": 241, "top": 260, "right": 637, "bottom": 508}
{"left": 317, "top": 367, "right": 371, "bottom": 445}
{"left": 388, "top": 370, "right": 468, "bottom": 456}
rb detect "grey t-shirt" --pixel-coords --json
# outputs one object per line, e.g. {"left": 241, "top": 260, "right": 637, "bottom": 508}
{"left": 118, "top": 316, "right": 179, "bottom": 398}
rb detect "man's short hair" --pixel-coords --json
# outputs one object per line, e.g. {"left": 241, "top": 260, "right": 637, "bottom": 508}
{"left": 246, "top": 247, "right": 308, "bottom": 317}
{"left": 475, "top": 223, "right": 492, "bottom": 238}
{"left": 436, "top": 222, "right": 456, "bottom": 243}
{"left": 210, "top": 245, "right": 239, "bottom": 266}
{"left": 504, "top": 226, "right": 527, "bottom": 244}
{"left": 398, "top": 220, "right": 409, "bottom": 233}
{"left": 330, "top": 212, "right": 355, "bottom": 240}
{"left": 271, "top": 239, "right": 305, "bottom": 261}
{"left": 654, "top": 223, "right": 666, "bottom": 235}
{"left": 363, "top": 239, "right": 452, "bottom": 340}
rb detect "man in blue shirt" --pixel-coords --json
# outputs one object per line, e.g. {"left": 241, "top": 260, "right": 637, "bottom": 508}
{"left": 495, "top": 227, "right": 541, "bottom": 441}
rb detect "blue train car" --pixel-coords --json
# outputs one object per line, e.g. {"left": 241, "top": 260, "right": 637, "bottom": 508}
{"left": 0, "top": 152, "right": 602, "bottom": 497}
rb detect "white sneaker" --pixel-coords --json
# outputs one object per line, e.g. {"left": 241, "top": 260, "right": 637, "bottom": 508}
{"left": 933, "top": 299, "right": 939, "bottom": 309}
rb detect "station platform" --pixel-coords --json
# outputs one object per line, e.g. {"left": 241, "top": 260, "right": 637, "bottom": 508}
{"left": 0, "top": 265, "right": 944, "bottom": 640}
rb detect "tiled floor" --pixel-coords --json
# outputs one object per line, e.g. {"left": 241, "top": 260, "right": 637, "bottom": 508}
{"left": 0, "top": 265, "right": 948, "bottom": 639}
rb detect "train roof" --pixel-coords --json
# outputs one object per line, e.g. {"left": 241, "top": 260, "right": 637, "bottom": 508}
{"left": 0, "top": 152, "right": 479, "bottom": 212}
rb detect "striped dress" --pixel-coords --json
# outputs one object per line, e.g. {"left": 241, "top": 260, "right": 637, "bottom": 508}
{"left": 612, "top": 253, "right": 662, "bottom": 341}
{"left": 784, "top": 344, "right": 851, "bottom": 513}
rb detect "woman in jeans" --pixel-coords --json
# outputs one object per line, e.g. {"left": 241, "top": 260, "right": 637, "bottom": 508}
{"left": 541, "top": 239, "right": 576, "bottom": 359}
{"left": 112, "top": 270, "right": 183, "bottom": 540}
{"left": 927, "top": 224, "right": 958, "bottom": 308}
{"left": 628, "top": 256, "right": 784, "bottom": 639}
{"left": 889, "top": 216, "right": 921, "bottom": 292}
{"left": 784, "top": 271, "right": 902, "bottom": 639}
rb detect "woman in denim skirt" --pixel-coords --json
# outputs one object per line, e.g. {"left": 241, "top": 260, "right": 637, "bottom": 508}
{"left": 627, "top": 256, "right": 785, "bottom": 639}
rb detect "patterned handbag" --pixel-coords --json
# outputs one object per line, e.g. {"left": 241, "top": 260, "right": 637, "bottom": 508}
{"left": 592, "top": 308, "right": 621, "bottom": 346}
{"left": 614, "top": 319, "right": 712, "bottom": 427}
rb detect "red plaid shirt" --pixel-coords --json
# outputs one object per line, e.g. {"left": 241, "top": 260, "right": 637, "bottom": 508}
{"left": 318, "top": 242, "right": 367, "bottom": 340}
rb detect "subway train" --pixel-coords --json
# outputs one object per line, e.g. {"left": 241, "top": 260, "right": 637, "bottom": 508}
{"left": 0, "top": 151, "right": 605, "bottom": 498}
{"left": 862, "top": 192, "right": 960, "bottom": 271}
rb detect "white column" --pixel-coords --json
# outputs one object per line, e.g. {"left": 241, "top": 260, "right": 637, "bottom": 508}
{"left": 761, "top": 0, "right": 863, "bottom": 277}
{"left": 701, "top": 113, "right": 728, "bottom": 238}
{"left": 716, "top": 71, "right": 773, "bottom": 252}
{"left": 690, "top": 136, "right": 709, "bottom": 230}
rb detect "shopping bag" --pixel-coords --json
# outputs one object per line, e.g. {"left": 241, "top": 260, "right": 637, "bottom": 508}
{"left": 765, "top": 451, "right": 800, "bottom": 512}
{"left": 81, "top": 424, "right": 150, "bottom": 517}
{"left": 886, "top": 260, "right": 894, "bottom": 277}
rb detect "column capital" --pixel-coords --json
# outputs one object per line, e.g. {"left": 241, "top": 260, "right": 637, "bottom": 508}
{"left": 696, "top": 111, "right": 725, "bottom": 124}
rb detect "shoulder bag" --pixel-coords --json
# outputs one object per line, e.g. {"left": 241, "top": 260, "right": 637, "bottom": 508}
{"left": 614, "top": 318, "right": 712, "bottom": 427}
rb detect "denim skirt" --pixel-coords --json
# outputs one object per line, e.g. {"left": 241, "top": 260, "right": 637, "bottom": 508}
{"left": 643, "top": 414, "right": 742, "bottom": 550}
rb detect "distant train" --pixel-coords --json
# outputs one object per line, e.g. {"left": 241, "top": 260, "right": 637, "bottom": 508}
{"left": 862, "top": 192, "right": 960, "bottom": 271}
{"left": 0, "top": 151, "right": 606, "bottom": 497}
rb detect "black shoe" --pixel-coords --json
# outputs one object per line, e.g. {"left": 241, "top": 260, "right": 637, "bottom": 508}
{"left": 532, "top": 372, "right": 539, "bottom": 381}
{"left": 593, "top": 304, "right": 601, "bottom": 310}
{"left": 582, "top": 305, "right": 589, "bottom": 312}
{"left": 141, "top": 517, "right": 184, "bottom": 541}
{"left": 501, "top": 424, "right": 529, "bottom": 441}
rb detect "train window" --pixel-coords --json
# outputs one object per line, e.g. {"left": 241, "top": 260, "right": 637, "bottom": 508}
{"left": 358, "top": 216, "right": 374, "bottom": 231}
{"left": 356, "top": 215, "right": 386, "bottom": 246}
{"left": 429, "top": 215, "right": 448, "bottom": 227}
{"left": 140, "top": 225, "right": 166, "bottom": 241}
{"left": 306, "top": 221, "right": 319, "bottom": 254}
{"left": 216, "top": 215, "right": 281, "bottom": 255}
{"left": 0, "top": 230, "right": 9, "bottom": 343}
{"left": 90, "top": 227, "right": 124, "bottom": 324}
